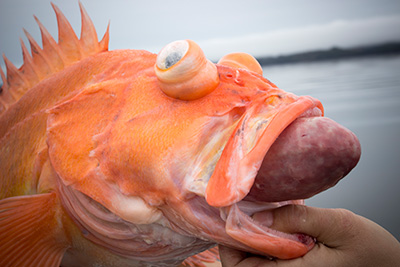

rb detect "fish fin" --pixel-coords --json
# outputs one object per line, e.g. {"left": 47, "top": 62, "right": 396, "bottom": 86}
{"left": 182, "top": 247, "right": 220, "bottom": 267}
{"left": 0, "top": 2, "right": 109, "bottom": 115}
{"left": 0, "top": 192, "right": 70, "bottom": 267}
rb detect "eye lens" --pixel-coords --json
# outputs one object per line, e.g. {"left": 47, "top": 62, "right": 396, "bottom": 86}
{"left": 156, "top": 40, "right": 189, "bottom": 70}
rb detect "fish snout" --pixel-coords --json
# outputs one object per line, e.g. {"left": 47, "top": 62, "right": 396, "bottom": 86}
{"left": 245, "top": 116, "right": 361, "bottom": 202}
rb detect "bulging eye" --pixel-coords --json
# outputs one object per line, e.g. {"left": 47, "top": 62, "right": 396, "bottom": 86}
{"left": 155, "top": 40, "right": 220, "bottom": 101}
{"left": 156, "top": 40, "right": 189, "bottom": 70}
{"left": 218, "top": 53, "right": 263, "bottom": 75}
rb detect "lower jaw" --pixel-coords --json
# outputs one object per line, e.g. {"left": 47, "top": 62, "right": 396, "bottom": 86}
{"left": 222, "top": 199, "right": 315, "bottom": 259}
{"left": 219, "top": 116, "right": 360, "bottom": 258}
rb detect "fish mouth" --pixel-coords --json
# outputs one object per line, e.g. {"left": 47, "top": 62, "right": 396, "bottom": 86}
{"left": 205, "top": 94, "right": 361, "bottom": 259}
{"left": 221, "top": 200, "right": 316, "bottom": 259}
{"left": 206, "top": 95, "right": 326, "bottom": 207}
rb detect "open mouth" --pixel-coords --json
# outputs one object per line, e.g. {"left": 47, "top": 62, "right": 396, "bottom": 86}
{"left": 206, "top": 95, "right": 326, "bottom": 207}
{"left": 204, "top": 94, "right": 361, "bottom": 259}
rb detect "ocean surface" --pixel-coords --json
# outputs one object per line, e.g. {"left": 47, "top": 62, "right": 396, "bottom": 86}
{"left": 263, "top": 55, "right": 400, "bottom": 241}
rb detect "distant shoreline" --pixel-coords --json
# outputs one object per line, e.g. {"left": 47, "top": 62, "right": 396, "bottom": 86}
{"left": 256, "top": 42, "right": 400, "bottom": 66}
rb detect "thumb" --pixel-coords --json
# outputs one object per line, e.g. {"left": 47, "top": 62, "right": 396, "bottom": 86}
{"left": 267, "top": 204, "right": 358, "bottom": 248}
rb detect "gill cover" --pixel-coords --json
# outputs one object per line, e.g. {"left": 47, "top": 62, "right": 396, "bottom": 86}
{"left": 155, "top": 40, "right": 219, "bottom": 100}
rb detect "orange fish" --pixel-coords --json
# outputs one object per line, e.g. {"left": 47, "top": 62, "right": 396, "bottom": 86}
{"left": 0, "top": 3, "right": 361, "bottom": 267}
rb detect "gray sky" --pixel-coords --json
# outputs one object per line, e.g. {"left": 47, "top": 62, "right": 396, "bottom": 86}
{"left": 1, "top": 0, "right": 400, "bottom": 66}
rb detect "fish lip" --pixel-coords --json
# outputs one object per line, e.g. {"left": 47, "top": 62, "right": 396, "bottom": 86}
{"left": 243, "top": 95, "right": 324, "bottom": 198}
{"left": 296, "top": 102, "right": 324, "bottom": 119}
{"left": 205, "top": 95, "right": 324, "bottom": 207}
{"left": 246, "top": 95, "right": 324, "bottom": 197}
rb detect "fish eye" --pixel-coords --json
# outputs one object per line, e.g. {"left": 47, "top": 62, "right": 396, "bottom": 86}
{"left": 155, "top": 40, "right": 220, "bottom": 101}
{"left": 218, "top": 52, "right": 263, "bottom": 75}
{"left": 156, "top": 40, "right": 189, "bottom": 70}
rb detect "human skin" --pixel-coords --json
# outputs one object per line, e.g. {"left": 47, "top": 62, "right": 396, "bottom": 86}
{"left": 219, "top": 205, "right": 400, "bottom": 267}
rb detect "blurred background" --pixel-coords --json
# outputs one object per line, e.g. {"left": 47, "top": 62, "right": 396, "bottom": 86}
{"left": 1, "top": 0, "right": 399, "bottom": 241}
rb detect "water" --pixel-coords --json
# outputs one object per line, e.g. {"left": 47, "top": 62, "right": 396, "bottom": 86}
{"left": 263, "top": 55, "right": 400, "bottom": 240}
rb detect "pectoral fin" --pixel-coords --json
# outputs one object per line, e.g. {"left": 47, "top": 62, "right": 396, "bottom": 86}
{"left": 0, "top": 192, "right": 70, "bottom": 266}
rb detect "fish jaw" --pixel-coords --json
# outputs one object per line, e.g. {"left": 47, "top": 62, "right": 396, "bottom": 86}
{"left": 187, "top": 94, "right": 323, "bottom": 259}
{"left": 223, "top": 203, "right": 315, "bottom": 259}
{"left": 205, "top": 94, "right": 323, "bottom": 207}
{"left": 198, "top": 85, "right": 360, "bottom": 258}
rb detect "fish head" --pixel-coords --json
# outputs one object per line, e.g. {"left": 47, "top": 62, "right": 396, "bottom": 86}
{"left": 47, "top": 39, "right": 361, "bottom": 261}
{"left": 151, "top": 39, "right": 360, "bottom": 203}
{"left": 150, "top": 40, "right": 361, "bottom": 258}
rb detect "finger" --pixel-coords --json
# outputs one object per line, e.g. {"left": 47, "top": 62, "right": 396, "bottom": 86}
{"left": 270, "top": 242, "right": 344, "bottom": 267}
{"left": 219, "top": 235, "right": 345, "bottom": 267}
{"left": 268, "top": 205, "right": 358, "bottom": 248}
{"left": 219, "top": 245, "right": 278, "bottom": 267}
{"left": 218, "top": 245, "right": 247, "bottom": 266}
{"left": 219, "top": 244, "right": 337, "bottom": 267}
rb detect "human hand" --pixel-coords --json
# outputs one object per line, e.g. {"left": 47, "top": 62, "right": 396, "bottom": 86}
{"left": 219, "top": 205, "right": 400, "bottom": 266}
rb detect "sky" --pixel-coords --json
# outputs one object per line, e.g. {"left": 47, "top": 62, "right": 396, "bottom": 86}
{"left": 1, "top": 0, "right": 400, "bottom": 68}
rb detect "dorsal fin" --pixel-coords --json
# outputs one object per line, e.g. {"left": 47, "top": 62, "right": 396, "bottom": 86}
{"left": 0, "top": 2, "right": 109, "bottom": 114}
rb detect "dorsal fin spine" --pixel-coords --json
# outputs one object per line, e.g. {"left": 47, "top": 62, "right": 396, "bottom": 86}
{"left": 0, "top": 64, "right": 8, "bottom": 90}
{"left": 3, "top": 55, "right": 28, "bottom": 99}
{"left": 0, "top": 2, "right": 110, "bottom": 115}
{"left": 79, "top": 1, "right": 99, "bottom": 55}
{"left": 51, "top": 2, "right": 84, "bottom": 63}
{"left": 34, "top": 15, "right": 66, "bottom": 72}
{"left": 99, "top": 22, "right": 110, "bottom": 51}
{"left": 20, "top": 38, "right": 40, "bottom": 87}
{"left": 0, "top": 64, "right": 7, "bottom": 90}
{"left": 0, "top": 66, "right": 14, "bottom": 111}
{"left": 23, "top": 28, "right": 54, "bottom": 79}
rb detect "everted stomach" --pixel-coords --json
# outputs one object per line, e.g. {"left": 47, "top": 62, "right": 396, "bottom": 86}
{"left": 246, "top": 116, "right": 361, "bottom": 202}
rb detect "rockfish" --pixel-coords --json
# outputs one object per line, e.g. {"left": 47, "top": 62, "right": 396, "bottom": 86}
{"left": 0, "top": 3, "right": 361, "bottom": 267}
